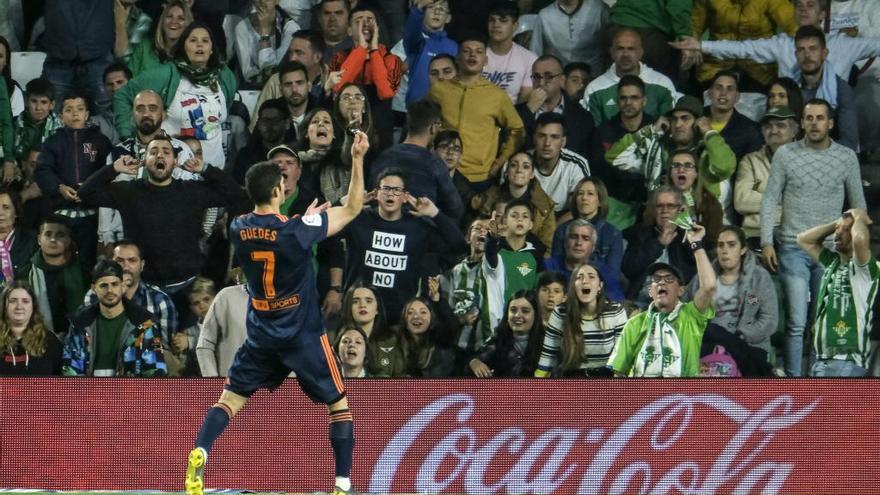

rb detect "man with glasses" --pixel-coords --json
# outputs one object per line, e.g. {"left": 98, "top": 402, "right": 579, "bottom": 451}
{"left": 611, "top": 221, "right": 716, "bottom": 377}
{"left": 340, "top": 167, "right": 467, "bottom": 323}
{"left": 369, "top": 100, "right": 463, "bottom": 219}
{"left": 582, "top": 28, "right": 677, "bottom": 126}
{"left": 516, "top": 54, "right": 600, "bottom": 166}
{"left": 622, "top": 186, "right": 698, "bottom": 304}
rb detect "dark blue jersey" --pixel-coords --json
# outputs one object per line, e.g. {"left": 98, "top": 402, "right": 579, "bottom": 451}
{"left": 230, "top": 211, "right": 328, "bottom": 346}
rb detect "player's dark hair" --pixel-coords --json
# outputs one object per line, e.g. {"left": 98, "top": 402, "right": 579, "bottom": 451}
{"left": 103, "top": 60, "right": 133, "bottom": 82}
{"left": 25, "top": 77, "right": 55, "bottom": 102}
{"left": 617, "top": 74, "right": 645, "bottom": 95}
{"left": 535, "top": 111, "right": 566, "bottom": 130}
{"left": 278, "top": 59, "right": 309, "bottom": 82}
{"left": 245, "top": 161, "right": 283, "bottom": 206}
{"left": 113, "top": 238, "right": 142, "bottom": 259}
{"left": 292, "top": 28, "right": 326, "bottom": 54}
{"left": 376, "top": 167, "right": 408, "bottom": 189}
{"left": 405, "top": 99, "right": 441, "bottom": 136}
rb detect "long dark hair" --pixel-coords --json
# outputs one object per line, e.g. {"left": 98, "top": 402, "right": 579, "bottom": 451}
{"left": 0, "top": 281, "right": 51, "bottom": 357}
{"left": 493, "top": 290, "right": 544, "bottom": 375}
{"left": 398, "top": 297, "right": 443, "bottom": 373}
{"left": 296, "top": 107, "right": 345, "bottom": 155}
{"left": 333, "top": 83, "right": 378, "bottom": 144}
{"left": 173, "top": 21, "right": 223, "bottom": 68}
{"left": 766, "top": 76, "right": 804, "bottom": 118}
{"left": 0, "top": 36, "right": 14, "bottom": 97}
{"left": 560, "top": 263, "right": 616, "bottom": 371}
{"left": 338, "top": 282, "right": 393, "bottom": 343}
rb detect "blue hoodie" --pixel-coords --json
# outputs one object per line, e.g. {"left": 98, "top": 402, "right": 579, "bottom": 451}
{"left": 403, "top": 6, "right": 458, "bottom": 104}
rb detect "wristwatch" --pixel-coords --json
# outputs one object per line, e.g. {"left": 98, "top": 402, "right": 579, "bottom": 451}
{"left": 259, "top": 34, "right": 272, "bottom": 42}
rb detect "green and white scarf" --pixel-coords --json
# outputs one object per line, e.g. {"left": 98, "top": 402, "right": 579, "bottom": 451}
{"left": 633, "top": 302, "right": 684, "bottom": 377}
{"left": 175, "top": 61, "right": 221, "bottom": 92}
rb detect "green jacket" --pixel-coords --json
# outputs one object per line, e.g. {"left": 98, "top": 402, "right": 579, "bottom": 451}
{"left": 113, "top": 63, "right": 238, "bottom": 140}
{"left": 606, "top": 125, "right": 736, "bottom": 199}
{"left": 0, "top": 81, "right": 13, "bottom": 162}
{"left": 127, "top": 41, "right": 165, "bottom": 77}
{"left": 610, "top": 0, "right": 694, "bottom": 39}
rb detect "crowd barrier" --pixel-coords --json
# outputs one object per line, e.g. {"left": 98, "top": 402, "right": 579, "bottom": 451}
{"left": 1, "top": 378, "right": 878, "bottom": 495}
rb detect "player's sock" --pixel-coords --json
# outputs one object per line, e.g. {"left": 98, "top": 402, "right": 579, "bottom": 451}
{"left": 195, "top": 405, "right": 231, "bottom": 453}
{"left": 335, "top": 477, "right": 351, "bottom": 491}
{"left": 329, "top": 408, "right": 354, "bottom": 479}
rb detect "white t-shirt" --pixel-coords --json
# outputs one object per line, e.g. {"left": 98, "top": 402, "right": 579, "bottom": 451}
{"left": 534, "top": 149, "right": 591, "bottom": 212}
{"left": 482, "top": 42, "right": 538, "bottom": 103}
{"left": 164, "top": 78, "right": 228, "bottom": 171}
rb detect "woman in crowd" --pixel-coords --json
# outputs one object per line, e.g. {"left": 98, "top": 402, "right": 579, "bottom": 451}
{"left": 335, "top": 326, "right": 370, "bottom": 378}
{"left": 296, "top": 108, "right": 350, "bottom": 205}
{"left": 0, "top": 36, "right": 23, "bottom": 116}
{"left": 688, "top": 226, "right": 777, "bottom": 375}
{"left": 127, "top": 0, "right": 194, "bottom": 76}
{"left": 552, "top": 177, "right": 624, "bottom": 276}
{"left": 471, "top": 150, "right": 556, "bottom": 249}
{"left": 338, "top": 282, "right": 404, "bottom": 377}
{"left": 0, "top": 281, "right": 62, "bottom": 375}
{"left": 234, "top": 0, "right": 300, "bottom": 89}
{"left": 468, "top": 290, "right": 544, "bottom": 377}
{"left": 766, "top": 77, "right": 803, "bottom": 118}
{"left": 115, "top": 21, "right": 237, "bottom": 170}
{"left": 334, "top": 83, "right": 380, "bottom": 156}
{"left": 535, "top": 263, "right": 627, "bottom": 377}
{"left": 0, "top": 189, "right": 36, "bottom": 285}
{"left": 399, "top": 277, "right": 461, "bottom": 377}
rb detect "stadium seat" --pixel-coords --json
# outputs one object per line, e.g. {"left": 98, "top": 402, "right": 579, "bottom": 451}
{"left": 238, "top": 90, "right": 261, "bottom": 120}
{"left": 516, "top": 14, "right": 537, "bottom": 36}
{"left": 222, "top": 14, "right": 243, "bottom": 65}
{"left": 10, "top": 51, "right": 46, "bottom": 85}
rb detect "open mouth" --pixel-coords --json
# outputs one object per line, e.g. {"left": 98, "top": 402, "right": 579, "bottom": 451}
{"left": 345, "top": 349, "right": 359, "bottom": 359}
{"left": 316, "top": 129, "right": 329, "bottom": 138}
{"left": 580, "top": 287, "right": 592, "bottom": 296}
{"left": 155, "top": 160, "right": 167, "bottom": 171}
{"left": 657, "top": 287, "right": 669, "bottom": 297}
{"left": 511, "top": 318, "right": 525, "bottom": 327}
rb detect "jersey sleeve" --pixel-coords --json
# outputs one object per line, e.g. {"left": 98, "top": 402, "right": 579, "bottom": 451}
{"left": 289, "top": 212, "right": 329, "bottom": 250}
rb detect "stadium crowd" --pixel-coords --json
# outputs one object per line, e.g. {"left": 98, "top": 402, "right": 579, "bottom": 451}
{"left": 0, "top": 0, "right": 878, "bottom": 379}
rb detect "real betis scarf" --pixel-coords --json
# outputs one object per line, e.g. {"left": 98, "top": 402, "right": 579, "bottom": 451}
{"left": 632, "top": 302, "right": 684, "bottom": 377}
{"left": 814, "top": 257, "right": 863, "bottom": 360}
{"left": 175, "top": 60, "right": 221, "bottom": 92}
{"left": 451, "top": 260, "right": 491, "bottom": 351}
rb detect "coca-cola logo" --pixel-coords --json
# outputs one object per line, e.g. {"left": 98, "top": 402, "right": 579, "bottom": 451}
{"left": 369, "top": 393, "right": 820, "bottom": 495}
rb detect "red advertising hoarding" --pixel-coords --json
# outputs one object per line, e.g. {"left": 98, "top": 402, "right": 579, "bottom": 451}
{"left": 0, "top": 378, "right": 877, "bottom": 494}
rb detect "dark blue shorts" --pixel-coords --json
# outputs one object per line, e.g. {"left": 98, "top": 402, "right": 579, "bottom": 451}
{"left": 225, "top": 331, "right": 346, "bottom": 404}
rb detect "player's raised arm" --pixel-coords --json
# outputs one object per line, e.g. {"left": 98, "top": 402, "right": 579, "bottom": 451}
{"left": 326, "top": 131, "right": 370, "bottom": 237}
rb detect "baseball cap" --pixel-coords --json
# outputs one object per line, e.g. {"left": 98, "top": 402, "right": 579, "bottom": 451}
{"left": 266, "top": 144, "right": 297, "bottom": 160}
{"left": 667, "top": 95, "right": 704, "bottom": 118}
{"left": 645, "top": 262, "right": 685, "bottom": 285}
{"left": 760, "top": 105, "right": 797, "bottom": 123}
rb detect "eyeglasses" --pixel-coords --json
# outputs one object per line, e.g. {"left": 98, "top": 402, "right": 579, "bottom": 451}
{"left": 531, "top": 72, "right": 561, "bottom": 82}
{"left": 655, "top": 203, "right": 681, "bottom": 211}
{"left": 651, "top": 274, "right": 678, "bottom": 284}
{"left": 670, "top": 162, "right": 697, "bottom": 170}
{"left": 340, "top": 93, "right": 366, "bottom": 102}
{"left": 425, "top": 4, "right": 449, "bottom": 13}
{"left": 436, "top": 144, "right": 462, "bottom": 154}
{"left": 378, "top": 185, "right": 405, "bottom": 196}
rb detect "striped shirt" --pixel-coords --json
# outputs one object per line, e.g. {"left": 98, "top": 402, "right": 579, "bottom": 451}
{"left": 533, "top": 148, "right": 590, "bottom": 212}
{"left": 537, "top": 302, "right": 627, "bottom": 375}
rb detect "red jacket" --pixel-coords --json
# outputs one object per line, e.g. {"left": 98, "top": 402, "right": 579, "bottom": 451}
{"left": 330, "top": 45, "right": 403, "bottom": 100}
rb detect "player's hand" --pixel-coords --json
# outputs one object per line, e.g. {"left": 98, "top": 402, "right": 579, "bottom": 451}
{"left": 322, "top": 290, "right": 342, "bottom": 316}
{"left": 761, "top": 245, "right": 778, "bottom": 273}
{"left": 172, "top": 333, "right": 189, "bottom": 352}
{"left": 469, "top": 358, "right": 493, "bottom": 378}
{"left": 685, "top": 223, "right": 706, "bottom": 243}
{"left": 406, "top": 194, "right": 439, "bottom": 218}
{"left": 427, "top": 275, "right": 441, "bottom": 302}
{"left": 350, "top": 130, "right": 370, "bottom": 160}
{"left": 59, "top": 184, "right": 80, "bottom": 202}
{"left": 113, "top": 155, "right": 140, "bottom": 176}
{"left": 305, "top": 198, "right": 332, "bottom": 216}
{"left": 183, "top": 157, "right": 205, "bottom": 174}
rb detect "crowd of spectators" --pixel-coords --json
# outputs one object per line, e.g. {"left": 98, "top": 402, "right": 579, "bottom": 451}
{"left": 0, "top": 0, "right": 879, "bottom": 379}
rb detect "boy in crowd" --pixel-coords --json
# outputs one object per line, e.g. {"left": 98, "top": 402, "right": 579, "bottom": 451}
{"left": 404, "top": 0, "right": 457, "bottom": 103}
{"left": 11, "top": 78, "right": 62, "bottom": 177}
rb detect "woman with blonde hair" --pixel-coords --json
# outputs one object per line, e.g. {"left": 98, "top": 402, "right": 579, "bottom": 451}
{"left": 0, "top": 281, "right": 62, "bottom": 375}
{"left": 127, "top": 0, "right": 194, "bottom": 76}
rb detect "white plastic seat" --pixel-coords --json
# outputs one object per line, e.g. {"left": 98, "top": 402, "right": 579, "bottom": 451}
{"left": 10, "top": 51, "right": 46, "bottom": 85}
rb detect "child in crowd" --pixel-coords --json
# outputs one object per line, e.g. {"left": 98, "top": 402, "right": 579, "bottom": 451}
{"left": 536, "top": 271, "right": 567, "bottom": 329}
{"left": 173, "top": 276, "right": 216, "bottom": 376}
{"left": 443, "top": 215, "right": 492, "bottom": 353}
{"left": 404, "top": 0, "right": 457, "bottom": 103}
{"left": 11, "top": 78, "right": 62, "bottom": 172}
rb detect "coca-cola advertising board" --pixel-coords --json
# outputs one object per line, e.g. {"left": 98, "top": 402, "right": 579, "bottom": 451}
{"left": 1, "top": 378, "right": 878, "bottom": 494}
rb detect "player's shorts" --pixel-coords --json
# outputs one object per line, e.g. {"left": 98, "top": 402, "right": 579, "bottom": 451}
{"left": 225, "top": 331, "right": 346, "bottom": 404}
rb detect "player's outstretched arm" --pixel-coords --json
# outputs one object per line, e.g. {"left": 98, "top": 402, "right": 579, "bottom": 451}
{"left": 326, "top": 131, "right": 369, "bottom": 237}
